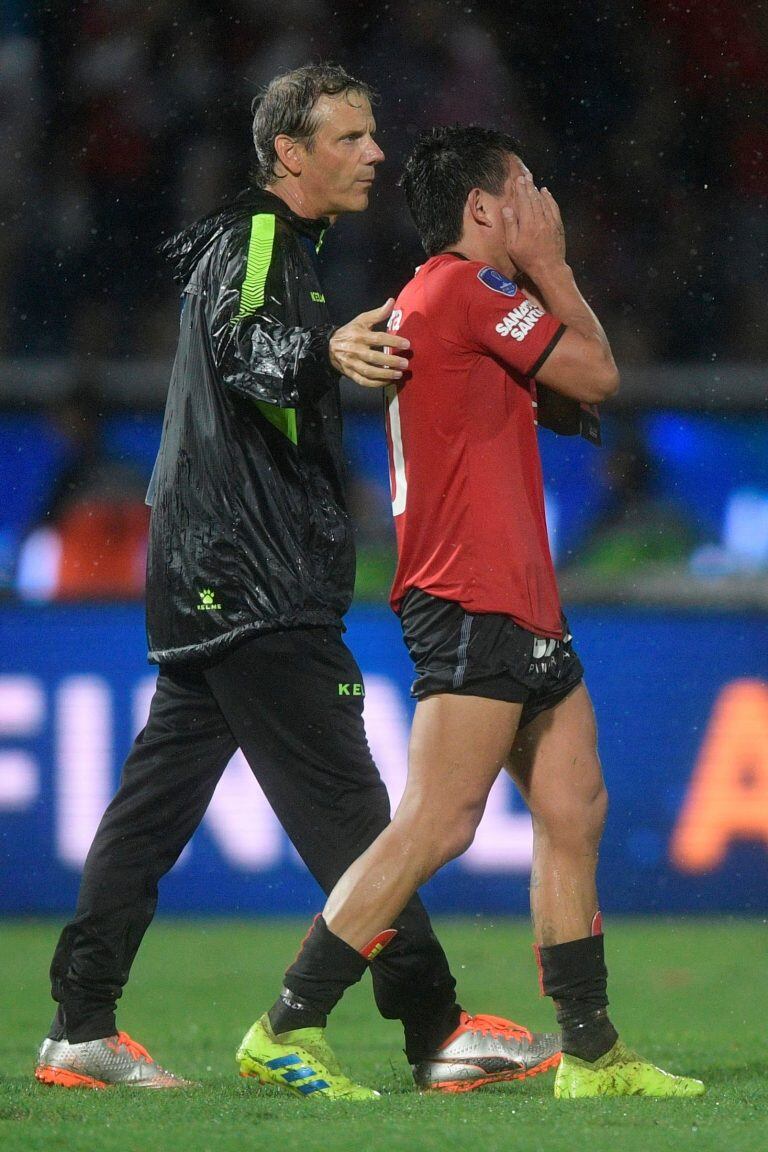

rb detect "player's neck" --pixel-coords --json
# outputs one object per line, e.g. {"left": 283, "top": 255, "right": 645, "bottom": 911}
{"left": 447, "top": 239, "right": 516, "bottom": 279}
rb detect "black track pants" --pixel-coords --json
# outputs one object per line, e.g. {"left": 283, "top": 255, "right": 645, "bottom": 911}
{"left": 49, "top": 627, "right": 458, "bottom": 1049}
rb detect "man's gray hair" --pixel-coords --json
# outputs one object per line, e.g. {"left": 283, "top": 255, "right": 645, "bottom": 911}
{"left": 251, "top": 63, "right": 376, "bottom": 187}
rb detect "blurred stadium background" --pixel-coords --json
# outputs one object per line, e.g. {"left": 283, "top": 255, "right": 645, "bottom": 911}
{"left": 0, "top": 0, "right": 766, "bottom": 922}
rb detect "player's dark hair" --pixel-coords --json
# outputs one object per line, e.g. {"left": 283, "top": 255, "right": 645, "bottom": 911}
{"left": 401, "top": 125, "right": 523, "bottom": 256}
{"left": 251, "top": 63, "right": 377, "bottom": 187}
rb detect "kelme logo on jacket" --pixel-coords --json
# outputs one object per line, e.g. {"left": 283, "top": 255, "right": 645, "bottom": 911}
{"left": 197, "top": 588, "right": 222, "bottom": 611}
{"left": 338, "top": 682, "right": 365, "bottom": 697}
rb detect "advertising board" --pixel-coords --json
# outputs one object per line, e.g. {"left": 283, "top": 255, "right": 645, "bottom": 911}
{"left": 1, "top": 605, "right": 766, "bottom": 914}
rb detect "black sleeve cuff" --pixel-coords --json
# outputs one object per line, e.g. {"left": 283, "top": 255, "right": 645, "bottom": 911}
{"left": 527, "top": 323, "right": 566, "bottom": 378}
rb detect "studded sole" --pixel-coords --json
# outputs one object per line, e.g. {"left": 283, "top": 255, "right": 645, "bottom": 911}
{"left": 35, "top": 1065, "right": 109, "bottom": 1090}
{"left": 421, "top": 1051, "right": 562, "bottom": 1093}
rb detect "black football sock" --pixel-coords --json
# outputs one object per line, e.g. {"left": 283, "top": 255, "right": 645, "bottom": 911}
{"left": 267, "top": 916, "right": 369, "bottom": 1035}
{"left": 535, "top": 933, "right": 618, "bottom": 1061}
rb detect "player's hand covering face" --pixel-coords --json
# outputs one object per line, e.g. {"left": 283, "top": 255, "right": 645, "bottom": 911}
{"left": 502, "top": 173, "right": 567, "bottom": 278}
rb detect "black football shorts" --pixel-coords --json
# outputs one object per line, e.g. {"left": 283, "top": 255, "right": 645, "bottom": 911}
{"left": 399, "top": 587, "right": 584, "bottom": 729}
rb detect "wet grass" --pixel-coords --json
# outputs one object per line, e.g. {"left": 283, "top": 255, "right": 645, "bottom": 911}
{"left": 1, "top": 917, "right": 765, "bottom": 1152}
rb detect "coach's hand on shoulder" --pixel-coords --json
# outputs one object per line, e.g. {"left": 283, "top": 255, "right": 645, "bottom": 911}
{"left": 329, "top": 299, "right": 410, "bottom": 388}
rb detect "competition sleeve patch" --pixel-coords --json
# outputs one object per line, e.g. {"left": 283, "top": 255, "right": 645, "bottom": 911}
{"left": 477, "top": 266, "right": 519, "bottom": 297}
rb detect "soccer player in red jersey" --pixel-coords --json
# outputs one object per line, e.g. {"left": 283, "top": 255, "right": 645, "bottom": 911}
{"left": 256, "top": 127, "right": 704, "bottom": 1098}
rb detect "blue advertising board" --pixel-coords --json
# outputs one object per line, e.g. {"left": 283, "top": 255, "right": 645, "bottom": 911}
{"left": 1, "top": 604, "right": 767, "bottom": 915}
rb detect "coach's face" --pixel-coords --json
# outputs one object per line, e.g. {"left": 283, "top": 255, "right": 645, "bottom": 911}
{"left": 288, "top": 93, "right": 384, "bottom": 218}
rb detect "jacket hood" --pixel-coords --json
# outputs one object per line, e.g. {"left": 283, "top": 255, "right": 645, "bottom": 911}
{"left": 160, "top": 188, "right": 330, "bottom": 285}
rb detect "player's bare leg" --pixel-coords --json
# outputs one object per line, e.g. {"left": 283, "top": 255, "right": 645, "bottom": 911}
{"left": 507, "top": 682, "right": 606, "bottom": 948}
{"left": 256, "top": 694, "right": 561, "bottom": 1094}
{"left": 508, "top": 682, "right": 703, "bottom": 1097}
{"left": 324, "top": 694, "right": 523, "bottom": 949}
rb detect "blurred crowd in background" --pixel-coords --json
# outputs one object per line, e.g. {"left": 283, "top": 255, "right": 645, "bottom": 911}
{"left": 3, "top": 0, "right": 767, "bottom": 360}
{"left": 0, "top": 0, "right": 766, "bottom": 602}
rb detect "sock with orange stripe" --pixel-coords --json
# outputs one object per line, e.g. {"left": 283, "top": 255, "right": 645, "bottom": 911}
{"left": 267, "top": 915, "right": 373, "bottom": 1034}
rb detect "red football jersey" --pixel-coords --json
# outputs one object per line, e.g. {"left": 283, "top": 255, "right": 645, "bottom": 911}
{"left": 386, "top": 253, "right": 566, "bottom": 638}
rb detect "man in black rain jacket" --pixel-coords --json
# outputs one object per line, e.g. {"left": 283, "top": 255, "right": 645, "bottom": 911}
{"left": 36, "top": 64, "right": 558, "bottom": 1097}
{"left": 146, "top": 185, "right": 353, "bottom": 663}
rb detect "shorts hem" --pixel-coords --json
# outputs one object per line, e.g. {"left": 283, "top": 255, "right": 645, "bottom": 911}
{"left": 412, "top": 673, "right": 527, "bottom": 704}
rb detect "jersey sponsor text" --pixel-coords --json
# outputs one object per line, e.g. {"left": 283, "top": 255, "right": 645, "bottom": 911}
{"left": 495, "top": 299, "right": 545, "bottom": 341}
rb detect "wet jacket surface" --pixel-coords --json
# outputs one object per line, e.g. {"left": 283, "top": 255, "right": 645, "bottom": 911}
{"left": 145, "top": 189, "right": 354, "bottom": 664}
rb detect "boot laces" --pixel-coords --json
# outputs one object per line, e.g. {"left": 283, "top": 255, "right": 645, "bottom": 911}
{"left": 111, "top": 1032, "right": 152, "bottom": 1063}
{"left": 465, "top": 1012, "right": 533, "bottom": 1042}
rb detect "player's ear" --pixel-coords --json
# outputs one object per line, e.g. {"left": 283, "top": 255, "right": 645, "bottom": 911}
{"left": 274, "top": 134, "right": 303, "bottom": 177}
{"left": 467, "top": 187, "right": 492, "bottom": 229}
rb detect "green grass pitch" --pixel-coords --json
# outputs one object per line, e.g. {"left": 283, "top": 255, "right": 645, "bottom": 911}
{"left": 0, "top": 918, "right": 765, "bottom": 1152}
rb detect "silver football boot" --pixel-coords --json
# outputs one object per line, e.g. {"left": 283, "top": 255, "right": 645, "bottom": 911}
{"left": 413, "top": 1012, "right": 561, "bottom": 1093}
{"left": 35, "top": 1031, "right": 193, "bottom": 1089}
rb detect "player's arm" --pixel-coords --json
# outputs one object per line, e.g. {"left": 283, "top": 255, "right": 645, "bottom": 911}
{"left": 513, "top": 277, "right": 597, "bottom": 440}
{"left": 502, "top": 176, "right": 619, "bottom": 403}
{"left": 463, "top": 270, "right": 570, "bottom": 387}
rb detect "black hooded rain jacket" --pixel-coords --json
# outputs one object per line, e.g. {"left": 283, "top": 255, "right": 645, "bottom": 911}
{"left": 145, "top": 189, "right": 355, "bottom": 664}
